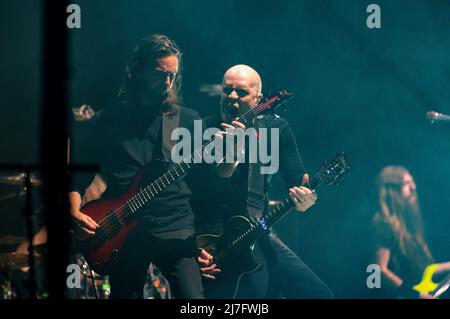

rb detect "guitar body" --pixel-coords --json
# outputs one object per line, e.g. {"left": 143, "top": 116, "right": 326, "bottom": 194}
{"left": 78, "top": 159, "right": 175, "bottom": 275}
{"left": 413, "top": 263, "right": 450, "bottom": 298}
{"left": 197, "top": 215, "right": 263, "bottom": 298}
{"left": 413, "top": 264, "right": 440, "bottom": 295}
{"left": 78, "top": 174, "right": 142, "bottom": 275}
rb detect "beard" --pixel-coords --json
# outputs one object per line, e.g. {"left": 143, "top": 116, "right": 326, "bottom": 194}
{"left": 403, "top": 192, "right": 421, "bottom": 231}
{"left": 140, "top": 85, "right": 179, "bottom": 115}
{"left": 405, "top": 190, "right": 418, "bottom": 206}
{"left": 160, "top": 89, "right": 179, "bottom": 114}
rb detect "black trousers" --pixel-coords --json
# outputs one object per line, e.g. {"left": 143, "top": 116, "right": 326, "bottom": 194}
{"left": 213, "top": 232, "right": 334, "bottom": 299}
{"left": 109, "top": 232, "right": 204, "bottom": 299}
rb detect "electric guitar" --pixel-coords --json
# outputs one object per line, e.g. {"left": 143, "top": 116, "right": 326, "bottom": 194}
{"left": 196, "top": 152, "right": 351, "bottom": 298}
{"left": 413, "top": 263, "right": 450, "bottom": 298}
{"left": 78, "top": 90, "right": 293, "bottom": 275}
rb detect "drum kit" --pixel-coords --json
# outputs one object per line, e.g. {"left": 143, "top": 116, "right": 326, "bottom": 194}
{"left": 0, "top": 172, "right": 111, "bottom": 299}
{"left": 0, "top": 247, "right": 45, "bottom": 299}
{"left": 1, "top": 171, "right": 279, "bottom": 299}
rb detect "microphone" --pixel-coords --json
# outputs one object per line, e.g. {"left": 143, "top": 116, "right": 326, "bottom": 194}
{"left": 426, "top": 111, "right": 450, "bottom": 123}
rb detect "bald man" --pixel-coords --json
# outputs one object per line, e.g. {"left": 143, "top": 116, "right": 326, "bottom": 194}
{"left": 190, "top": 65, "right": 333, "bottom": 298}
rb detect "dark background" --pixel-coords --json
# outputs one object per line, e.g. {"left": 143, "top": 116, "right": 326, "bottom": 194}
{"left": 1, "top": 0, "right": 449, "bottom": 297}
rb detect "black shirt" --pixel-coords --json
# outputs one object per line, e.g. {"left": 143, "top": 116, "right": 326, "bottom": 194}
{"left": 190, "top": 113, "right": 305, "bottom": 234}
{"left": 371, "top": 217, "right": 432, "bottom": 292}
{"left": 71, "top": 103, "right": 202, "bottom": 236}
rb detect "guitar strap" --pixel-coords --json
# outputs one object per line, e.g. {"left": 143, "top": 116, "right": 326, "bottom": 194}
{"left": 161, "top": 109, "right": 180, "bottom": 162}
{"left": 246, "top": 115, "right": 267, "bottom": 222}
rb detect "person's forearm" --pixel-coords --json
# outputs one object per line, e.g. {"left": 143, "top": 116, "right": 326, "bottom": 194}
{"left": 216, "top": 144, "right": 244, "bottom": 177}
{"left": 381, "top": 267, "right": 403, "bottom": 288}
{"left": 435, "top": 261, "right": 450, "bottom": 274}
{"left": 32, "top": 226, "right": 47, "bottom": 246}
{"left": 216, "top": 162, "right": 238, "bottom": 177}
{"left": 68, "top": 191, "right": 82, "bottom": 214}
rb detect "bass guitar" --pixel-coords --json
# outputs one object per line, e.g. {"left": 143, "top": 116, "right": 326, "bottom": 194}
{"left": 413, "top": 263, "right": 450, "bottom": 298}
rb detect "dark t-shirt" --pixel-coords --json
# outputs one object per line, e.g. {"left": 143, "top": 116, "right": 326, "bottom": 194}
{"left": 190, "top": 113, "right": 305, "bottom": 234}
{"left": 371, "top": 217, "right": 431, "bottom": 289}
{"left": 71, "top": 103, "right": 202, "bottom": 236}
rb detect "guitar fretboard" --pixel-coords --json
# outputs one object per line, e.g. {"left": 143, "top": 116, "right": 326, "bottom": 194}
{"left": 125, "top": 146, "right": 205, "bottom": 213}
{"left": 228, "top": 174, "right": 321, "bottom": 250}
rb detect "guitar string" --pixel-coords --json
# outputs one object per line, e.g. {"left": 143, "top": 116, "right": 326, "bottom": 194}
{"left": 232, "top": 168, "right": 335, "bottom": 248}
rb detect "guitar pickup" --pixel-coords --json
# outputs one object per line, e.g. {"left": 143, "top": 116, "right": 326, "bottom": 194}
{"left": 101, "top": 211, "right": 123, "bottom": 238}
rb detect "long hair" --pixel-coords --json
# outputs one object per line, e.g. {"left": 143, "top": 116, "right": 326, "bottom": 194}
{"left": 118, "top": 34, "right": 183, "bottom": 109}
{"left": 373, "top": 166, "right": 433, "bottom": 270}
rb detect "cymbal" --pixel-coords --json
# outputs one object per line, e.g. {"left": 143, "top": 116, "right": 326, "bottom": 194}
{"left": 0, "top": 173, "right": 42, "bottom": 186}
{"left": 0, "top": 252, "right": 43, "bottom": 269}
{"left": 0, "top": 236, "right": 26, "bottom": 246}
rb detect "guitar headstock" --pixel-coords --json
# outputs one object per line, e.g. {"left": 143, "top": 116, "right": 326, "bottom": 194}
{"left": 315, "top": 152, "right": 350, "bottom": 186}
{"left": 260, "top": 90, "right": 293, "bottom": 113}
{"left": 238, "top": 90, "right": 293, "bottom": 126}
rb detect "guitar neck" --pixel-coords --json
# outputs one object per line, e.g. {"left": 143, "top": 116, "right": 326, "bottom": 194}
{"left": 231, "top": 152, "right": 349, "bottom": 248}
{"left": 253, "top": 173, "right": 321, "bottom": 235}
{"left": 433, "top": 272, "right": 450, "bottom": 298}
